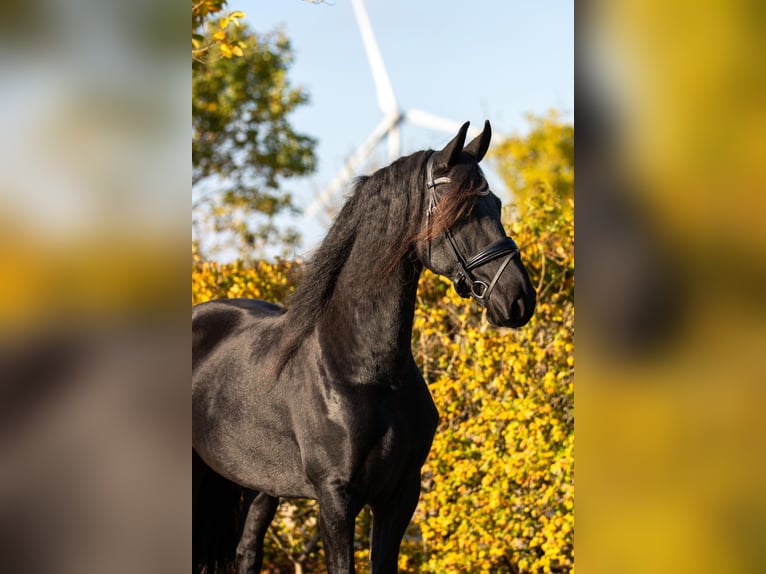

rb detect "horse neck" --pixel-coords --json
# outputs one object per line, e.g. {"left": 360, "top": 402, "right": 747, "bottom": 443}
{"left": 279, "top": 152, "right": 428, "bottom": 384}
{"left": 317, "top": 227, "right": 423, "bottom": 386}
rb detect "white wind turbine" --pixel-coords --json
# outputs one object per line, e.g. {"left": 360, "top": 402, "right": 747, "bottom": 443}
{"left": 305, "top": 0, "right": 481, "bottom": 219}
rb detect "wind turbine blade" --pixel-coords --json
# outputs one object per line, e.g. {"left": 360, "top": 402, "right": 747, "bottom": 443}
{"left": 352, "top": 0, "right": 397, "bottom": 115}
{"left": 406, "top": 109, "right": 482, "bottom": 138}
{"left": 306, "top": 114, "right": 399, "bottom": 218}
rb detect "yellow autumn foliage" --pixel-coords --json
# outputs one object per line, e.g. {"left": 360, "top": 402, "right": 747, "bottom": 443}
{"left": 192, "top": 0, "right": 246, "bottom": 63}
{"left": 191, "top": 114, "right": 574, "bottom": 573}
{"left": 403, "top": 115, "right": 573, "bottom": 573}
{"left": 192, "top": 249, "right": 297, "bottom": 306}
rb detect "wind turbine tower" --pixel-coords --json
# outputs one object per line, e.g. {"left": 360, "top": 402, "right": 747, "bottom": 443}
{"left": 306, "top": 0, "right": 481, "bottom": 218}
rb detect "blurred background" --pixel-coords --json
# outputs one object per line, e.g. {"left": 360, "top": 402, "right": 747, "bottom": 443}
{"left": 577, "top": 0, "right": 766, "bottom": 572}
{"left": 0, "top": 0, "right": 189, "bottom": 572}
{"left": 1, "top": 0, "right": 766, "bottom": 572}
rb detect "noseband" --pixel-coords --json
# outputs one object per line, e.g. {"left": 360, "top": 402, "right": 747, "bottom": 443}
{"left": 425, "top": 153, "right": 520, "bottom": 306}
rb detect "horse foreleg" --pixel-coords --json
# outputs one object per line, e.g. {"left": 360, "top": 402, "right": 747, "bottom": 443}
{"left": 317, "top": 483, "right": 363, "bottom": 574}
{"left": 369, "top": 471, "right": 421, "bottom": 574}
{"left": 236, "top": 491, "right": 279, "bottom": 574}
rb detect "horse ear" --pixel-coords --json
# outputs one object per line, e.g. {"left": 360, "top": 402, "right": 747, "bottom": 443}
{"left": 463, "top": 120, "right": 492, "bottom": 162}
{"left": 433, "top": 121, "right": 470, "bottom": 170}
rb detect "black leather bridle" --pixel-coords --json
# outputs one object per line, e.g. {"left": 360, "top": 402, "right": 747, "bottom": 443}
{"left": 425, "top": 152, "right": 520, "bottom": 306}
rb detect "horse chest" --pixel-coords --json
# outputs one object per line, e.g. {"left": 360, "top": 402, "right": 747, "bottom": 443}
{"left": 360, "top": 391, "right": 438, "bottom": 500}
{"left": 301, "top": 378, "right": 438, "bottom": 486}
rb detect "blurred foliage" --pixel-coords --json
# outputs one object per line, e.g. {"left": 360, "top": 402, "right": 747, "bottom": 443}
{"left": 495, "top": 112, "right": 574, "bottom": 220}
{"left": 192, "top": 0, "right": 246, "bottom": 63}
{"left": 266, "top": 500, "right": 324, "bottom": 574}
{"left": 192, "top": 245, "right": 297, "bottom": 305}
{"left": 192, "top": 15, "right": 317, "bottom": 260}
{"left": 192, "top": 114, "right": 574, "bottom": 573}
{"left": 578, "top": 3, "right": 766, "bottom": 573}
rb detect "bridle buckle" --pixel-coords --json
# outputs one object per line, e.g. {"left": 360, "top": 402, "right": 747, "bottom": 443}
{"left": 471, "top": 280, "right": 489, "bottom": 301}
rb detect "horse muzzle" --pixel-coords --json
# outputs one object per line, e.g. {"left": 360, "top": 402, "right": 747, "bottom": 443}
{"left": 487, "top": 289, "right": 536, "bottom": 328}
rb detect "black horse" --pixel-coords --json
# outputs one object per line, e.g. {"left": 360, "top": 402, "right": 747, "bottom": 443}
{"left": 193, "top": 121, "right": 536, "bottom": 574}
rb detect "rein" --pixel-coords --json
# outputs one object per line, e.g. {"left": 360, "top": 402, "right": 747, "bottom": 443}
{"left": 425, "top": 152, "right": 519, "bottom": 306}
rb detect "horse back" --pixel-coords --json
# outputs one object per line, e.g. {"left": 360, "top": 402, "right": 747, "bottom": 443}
{"left": 192, "top": 298, "right": 284, "bottom": 370}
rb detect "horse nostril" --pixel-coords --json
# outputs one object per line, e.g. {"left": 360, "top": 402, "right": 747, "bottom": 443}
{"left": 512, "top": 297, "right": 524, "bottom": 322}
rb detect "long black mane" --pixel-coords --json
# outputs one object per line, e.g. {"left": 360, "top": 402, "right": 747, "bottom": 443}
{"left": 276, "top": 151, "right": 429, "bottom": 369}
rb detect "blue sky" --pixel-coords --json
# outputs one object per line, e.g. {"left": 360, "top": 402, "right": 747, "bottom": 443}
{"left": 241, "top": 0, "right": 573, "bottom": 253}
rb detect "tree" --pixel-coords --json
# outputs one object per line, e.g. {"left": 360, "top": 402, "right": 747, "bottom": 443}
{"left": 193, "top": 20, "right": 317, "bottom": 258}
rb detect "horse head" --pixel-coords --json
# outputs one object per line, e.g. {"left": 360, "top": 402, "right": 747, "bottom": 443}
{"left": 415, "top": 120, "right": 536, "bottom": 328}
